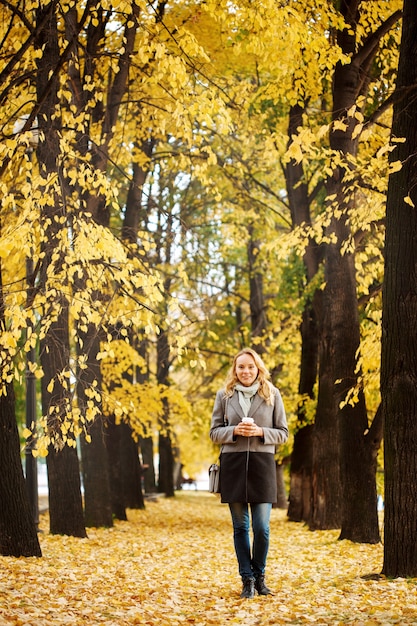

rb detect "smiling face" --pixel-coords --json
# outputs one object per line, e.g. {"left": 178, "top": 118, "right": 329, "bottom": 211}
{"left": 235, "top": 353, "right": 259, "bottom": 387}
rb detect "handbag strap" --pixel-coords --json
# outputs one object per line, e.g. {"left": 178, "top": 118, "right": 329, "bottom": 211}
{"left": 217, "top": 396, "right": 229, "bottom": 461}
{"left": 223, "top": 396, "right": 229, "bottom": 426}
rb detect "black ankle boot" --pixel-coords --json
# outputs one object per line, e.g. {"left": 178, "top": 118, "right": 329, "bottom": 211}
{"left": 255, "top": 574, "right": 272, "bottom": 595}
{"left": 240, "top": 576, "right": 255, "bottom": 599}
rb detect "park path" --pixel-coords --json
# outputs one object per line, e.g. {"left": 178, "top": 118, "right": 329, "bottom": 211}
{"left": 0, "top": 491, "right": 416, "bottom": 625}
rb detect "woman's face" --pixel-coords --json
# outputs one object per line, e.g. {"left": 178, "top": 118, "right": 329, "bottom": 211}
{"left": 235, "top": 353, "right": 259, "bottom": 387}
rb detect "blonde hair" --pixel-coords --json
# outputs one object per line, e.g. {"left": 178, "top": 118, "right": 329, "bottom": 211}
{"left": 224, "top": 348, "right": 275, "bottom": 405}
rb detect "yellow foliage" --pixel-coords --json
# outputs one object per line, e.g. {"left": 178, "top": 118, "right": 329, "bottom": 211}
{"left": 0, "top": 0, "right": 403, "bottom": 468}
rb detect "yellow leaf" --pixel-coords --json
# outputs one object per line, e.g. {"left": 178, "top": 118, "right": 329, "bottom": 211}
{"left": 286, "top": 141, "right": 304, "bottom": 164}
{"left": 333, "top": 120, "right": 348, "bottom": 132}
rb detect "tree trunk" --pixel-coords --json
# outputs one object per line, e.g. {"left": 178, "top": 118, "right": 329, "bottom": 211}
{"left": 40, "top": 306, "right": 86, "bottom": 538}
{"left": 310, "top": 356, "right": 342, "bottom": 530}
{"left": 158, "top": 430, "right": 175, "bottom": 497}
{"left": 80, "top": 423, "right": 113, "bottom": 528}
{"left": 285, "top": 103, "right": 321, "bottom": 524}
{"left": 156, "top": 322, "right": 174, "bottom": 497}
{"left": 247, "top": 228, "right": 268, "bottom": 350}
{"left": 105, "top": 416, "right": 128, "bottom": 520}
{"left": 140, "top": 435, "right": 157, "bottom": 493}
{"left": 288, "top": 424, "right": 314, "bottom": 522}
{"left": 381, "top": 0, "right": 417, "bottom": 577}
{"left": 274, "top": 463, "right": 288, "bottom": 510}
{"left": 0, "top": 259, "right": 41, "bottom": 556}
{"left": 78, "top": 329, "right": 113, "bottom": 528}
{"left": 120, "top": 423, "right": 144, "bottom": 509}
{"left": 46, "top": 446, "right": 86, "bottom": 537}
{"left": 0, "top": 384, "right": 41, "bottom": 557}
{"left": 120, "top": 156, "right": 156, "bottom": 511}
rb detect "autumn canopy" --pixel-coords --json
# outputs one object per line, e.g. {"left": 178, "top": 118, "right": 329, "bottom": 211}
{"left": 1, "top": 0, "right": 417, "bottom": 582}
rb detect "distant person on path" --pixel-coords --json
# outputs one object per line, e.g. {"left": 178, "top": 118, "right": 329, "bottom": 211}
{"left": 210, "top": 348, "right": 288, "bottom": 599}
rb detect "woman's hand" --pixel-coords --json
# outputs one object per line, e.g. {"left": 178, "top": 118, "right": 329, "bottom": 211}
{"left": 234, "top": 422, "right": 264, "bottom": 438}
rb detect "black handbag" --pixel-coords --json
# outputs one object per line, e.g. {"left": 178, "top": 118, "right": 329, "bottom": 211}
{"left": 208, "top": 398, "right": 228, "bottom": 494}
{"left": 208, "top": 463, "right": 220, "bottom": 493}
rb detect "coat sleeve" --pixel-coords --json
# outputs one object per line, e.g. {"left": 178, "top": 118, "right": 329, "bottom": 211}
{"left": 261, "top": 387, "right": 289, "bottom": 446}
{"left": 209, "top": 390, "right": 238, "bottom": 445}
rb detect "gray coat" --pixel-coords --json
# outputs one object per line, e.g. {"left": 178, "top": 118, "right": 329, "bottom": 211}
{"left": 210, "top": 387, "right": 288, "bottom": 503}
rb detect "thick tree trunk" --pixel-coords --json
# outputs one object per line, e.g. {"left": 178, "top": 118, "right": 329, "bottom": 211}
{"left": 310, "top": 358, "right": 342, "bottom": 530}
{"left": 80, "top": 423, "right": 113, "bottom": 527}
{"left": 0, "top": 386, "right": 41, "bottom": 557}
{"left": 78, "top": 329, "right": 113, "bottom": 528}
{"left": 381, "top": 0, "right": 417, "bottom": 577}
{"left": 285, "top": 103, "right": 321, "bottom": 523}
{"left": 40, "top": 308, "right": 86, "bottom": 538}
{"left": 120, "top": 423, "right": 144, "bottom": 509}
{"left": 288, "top": 424, "right": 314, "bottom": 522}
{"left": 274, "top": 463, "right": 288, "bottom": 510}
{"left": 46, "top": 446, "right": 86, "bottom": 537}
{"left": 105, "top": 416, "right": 128, "bottom": 520}
{"left": 288, "top": 299, "right": 320, "bottom": 523}
{"left": 158, "top": 430, "right": 175, "bottom": 497}
{"left": 0, "top": 263, "right": 41, "bottom": 558}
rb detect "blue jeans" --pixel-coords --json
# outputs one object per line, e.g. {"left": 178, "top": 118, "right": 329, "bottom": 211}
{"left": 229, "top": 502, "right": 272, "bottom": 579}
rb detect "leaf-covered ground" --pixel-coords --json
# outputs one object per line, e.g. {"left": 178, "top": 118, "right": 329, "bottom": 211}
{"left": 1, "top": 492, "right": 417, "bottom": 625}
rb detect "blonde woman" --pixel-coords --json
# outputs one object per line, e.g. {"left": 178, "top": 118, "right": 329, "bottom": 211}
{"left": 210, "top": 348, "right": 288, "bottom": 599}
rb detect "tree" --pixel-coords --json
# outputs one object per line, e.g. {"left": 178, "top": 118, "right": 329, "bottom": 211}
{"left": 35, "top": 1, "right": 87, "bottom": 538}
{"left": 280, "top": 0, "right": 400, "bottom": 540}
{"left": 319, "top": 0, "right": 400, "bottom": 543}
{"left": 381, "top": 0, "right": 417, "bottom": 578}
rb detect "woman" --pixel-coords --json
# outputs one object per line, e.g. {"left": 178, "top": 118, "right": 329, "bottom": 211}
{"left": 210, "top": 348, "right": 288, "bottom": 599}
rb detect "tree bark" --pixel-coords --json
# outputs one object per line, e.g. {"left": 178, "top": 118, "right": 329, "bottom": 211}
{"left": 0, "top": 382, "right": 42, "bottom": 557}
{"left": 288, "top": 423, "right": 314, "bottom": 522}
{"left": 120, "top": 424, "right": 145, "bottom": 509}
{"left": 247, "top": 227, "right": 268, "bottom": 350}
{"left": 40, "top": 304, "right": 86, "bottom": 538}
{"left": 105, "top": 416, "right": 128, "bottom": 520}
{"left": 157, "top": 328, "right": 175, "bottom": 497}
{"left": 140, "top": 435, "right": 157, "bottom": 493}
{"left": 158, "top": 429, "right": 175, "bottom": 497}
{"left": 0, "top": 259, "right": 41, "bottom": 556}
{"left": 275, "top": 463, "right": 288, "bottom": 510}
{"left": 381, "top": 0, "right": 417, "bottom": 577}
{"left": 46, "top": 446, "right": 86, "bottom": 537}
{"left": 285, "top": 103, "right": 321, "bottom": 524}
{"left": 78, "top": 329, "right": 113, "bottom": 528}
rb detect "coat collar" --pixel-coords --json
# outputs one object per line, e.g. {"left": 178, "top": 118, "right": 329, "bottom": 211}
{"left": 227, "top": 389, "right": 263, "bottom": 419}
